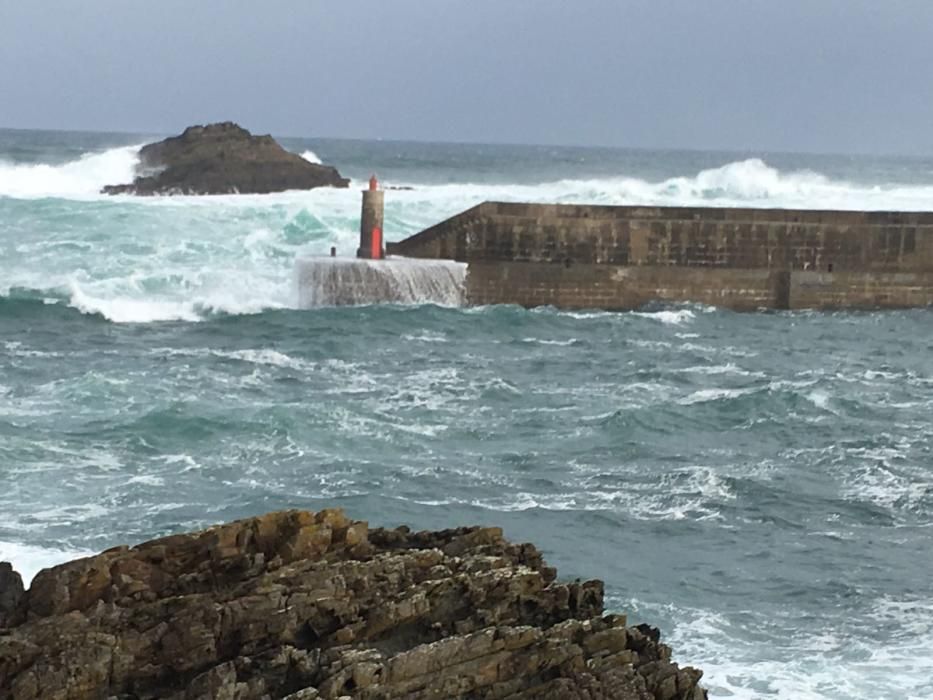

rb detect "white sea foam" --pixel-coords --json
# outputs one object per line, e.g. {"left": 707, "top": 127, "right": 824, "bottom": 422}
{"left": 29, "top": 503, "right": 112, "bottom": 523}
{"left": 372, "top": 157, "right": 933, "bottom": 212}
{"left": 66, "top": 275, "right": 289, "bottom": 323}
{"left": 300, "top": 150, "right": 322, "bottom": 164}
{"left": 551, "top": 309, "right": 614, "bottom": 320}
{"left": 618, "top": 596, "right": 933, "bottom": 700}
{"left": 406, "top": 464, "right": 733, "bottom": 521}
{"left": 843, "top": 457, "right": 930, "bottom": 516}
{"left": 0, "top": 540, "right": 95, "bottom": 585}
{"left": 2, "top": 341, "right": 64, "bottom": 358}
{"left": 633, "top": 309, "right": 696, "bottom": 325}
{"left": 125, "top": 474, "right": 165, "bottom": 487}
{"left": 68, "top": 280, "right": 202, "bottom": 323}
{"left": 5, "top": 149, "right": 933, "bottom": 211}
{"left": 521, "top": 337, "right": 579, "bottom": 346}
{"left": 674, "top": 363, "right": 765, "bottom": 378}
{"left": 402, "top": 331, "right": 448, "bottom": 343}
{"left": 679, "top": 387, "right": 759, "bottom": 405}
{"left": 159, "top": 454, "right": 202, "bottom": 472}
{"left": 217, "top": 348, "right": 310, "bottom": 371}
{"left": 807, "top": 389, "right": 832, "bottom": 409}
{"left": 0, "top": 146, "right": 141, "bottom": 199}
{"left": 147, "top": 347, "right": 314, "bottom": 372}
{"left": 6, "top": 150, "right": 933, "bottom": 322}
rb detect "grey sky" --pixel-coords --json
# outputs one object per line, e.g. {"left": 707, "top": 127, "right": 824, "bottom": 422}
{"left": 2, "top": 1, "right": 932, "bottom": 154}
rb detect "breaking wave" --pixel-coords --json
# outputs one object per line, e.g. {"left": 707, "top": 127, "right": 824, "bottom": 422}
{"left": 65, "top": 279, "right": 287, "bottom": 323}
{"left": 3, "top": 146, "right": 933, "bottom": 210}
{"left": 366, "top": 157, "right": 933, "bottom": 212}
{"left": 619, "top": 595, "right": 933, "bottom": 700}
{"left": 4, "top": 147, "right": 933, "bottom": 322}
{"left": 0, "top": 145, "right": 141, "bottom": 199}
{"left": 300, "top": 149, "right": 322, "bottom": 164}
{"left": 0, "top": 540, "right": 95, "bottom": 586}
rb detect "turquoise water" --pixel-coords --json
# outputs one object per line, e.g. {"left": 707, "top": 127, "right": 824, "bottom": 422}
{"left": 2, "top": 129, "right": 933, "bottom": 698}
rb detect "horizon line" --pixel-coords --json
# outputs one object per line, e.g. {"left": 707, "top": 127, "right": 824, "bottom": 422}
{"left": 0, "top": 122, "right": 931, "bottom": 162}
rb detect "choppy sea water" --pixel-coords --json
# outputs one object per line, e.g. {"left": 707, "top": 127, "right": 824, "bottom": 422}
{"left": 1, "top": 128, "right": 932, "bottom": 699}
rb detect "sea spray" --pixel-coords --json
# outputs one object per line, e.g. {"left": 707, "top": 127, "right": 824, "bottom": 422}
{"left": 0, "top": 541, "right": 95, "bottom": 586}
{"left": 6, "top": 147, "right": 933, "bottom": 322}
{"left": 7, "top": 147, "right": 933, "bottom": 210}
{"left": 300, "top": 149, "right": 323, "bottom": 164}
{"left": 295, "top": 257, "right": 466, "bottom": 307}
{"left": 0, "top": 145, "right": 141, "bottom": 199}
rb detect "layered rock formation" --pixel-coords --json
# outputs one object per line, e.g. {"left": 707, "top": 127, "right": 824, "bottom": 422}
{"left": 0, "top": 510, "right": 706, "bottom": 699}
{"left": 102, "top": 123, "right": 349, "bottom": 195}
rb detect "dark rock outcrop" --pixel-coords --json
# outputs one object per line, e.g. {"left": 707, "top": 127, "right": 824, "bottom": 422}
{"left": 102, "top": 122, "right": 349, "bottom": 195}
{"left": 0, "top": 510, "right": 706, "bottom": 699}
{"left": 0, "top": 563, "right": 23, "bottom": 627}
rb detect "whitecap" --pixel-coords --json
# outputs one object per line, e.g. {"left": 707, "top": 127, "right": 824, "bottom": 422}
{"left": 806, "top": 389, "right": 832, "bottom": 409}
{"left": 402, "top": 332, "right": 448, "bottom": 343}
{"left": 674, "top": 363, "right": 765, "bottom": 378}
{"left": 29, "top": 503, "right": 111, "bottom": 523}
{"left": 125, "top": 475, "right": 165, "bottom": 487}
{"left": 633, "top": 309, "right": 696, "bottom": 325}
{"left": 521, "top": 337, "right": 579, "bottom": 346}
{"left": 678, "top": 387, "right": 759, "bottom": 405}
{"left": 159, "top": 454, "right": 202, "bottom": 472}
{"left": 214, "top": 348, "right": 312, "bottom": 371}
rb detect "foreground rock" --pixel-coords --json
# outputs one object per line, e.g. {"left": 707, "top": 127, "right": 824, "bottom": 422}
{"left": 0, "top": 563, "right": 23, "bottom": 626}
{"left": 102, "top": 122, "right": 349, "bottom": 195}
{"left": 0, "top": 510, "right": 706, "bottom": 699}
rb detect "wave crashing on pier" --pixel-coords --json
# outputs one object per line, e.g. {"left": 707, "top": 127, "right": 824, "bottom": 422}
{"left": 295, "top": 257, "right": 467, "bottom": 307}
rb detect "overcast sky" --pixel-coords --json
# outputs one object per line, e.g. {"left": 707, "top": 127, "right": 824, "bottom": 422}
{"left": 2, "top": 1, "right": 932, "bottom": 154}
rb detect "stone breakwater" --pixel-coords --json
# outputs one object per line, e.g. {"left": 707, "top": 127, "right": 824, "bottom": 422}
{"left": 0, "top": 510, "right": 705, "bottom": 699}
{"left": 388, "top": 202, "right": 933, "bottom": 310}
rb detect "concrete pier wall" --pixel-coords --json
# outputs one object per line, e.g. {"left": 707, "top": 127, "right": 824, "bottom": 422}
{"left": 387, "top": 202, "right": 933, "bottom": 310}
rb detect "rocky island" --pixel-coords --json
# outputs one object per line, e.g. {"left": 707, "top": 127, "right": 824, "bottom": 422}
{"left": 102, "top": 122, "right": 349, "bottom": 195}
{"left": 0, "top": 509, "right": 705, "bottom": 699}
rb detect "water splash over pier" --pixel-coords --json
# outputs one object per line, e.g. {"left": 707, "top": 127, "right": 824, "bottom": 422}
{"left": 295, "top": 257, "right": 466, "bottom": 307}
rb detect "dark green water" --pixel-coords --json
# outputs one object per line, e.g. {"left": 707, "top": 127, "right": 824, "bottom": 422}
{"left": 2, "top": 129, "right": 932, "bottom": 698}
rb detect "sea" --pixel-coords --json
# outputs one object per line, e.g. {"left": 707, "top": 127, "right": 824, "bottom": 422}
{"left": 1, "top": 128, "right": 932, "bottom": 699}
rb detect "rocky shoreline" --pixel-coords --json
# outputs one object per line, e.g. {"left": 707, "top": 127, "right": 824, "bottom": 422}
{"left": 0, "top": 510, "right": 706, "bottom": 699}
{"left": 102, "top": 122, "right": 349, "bottom": 196}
